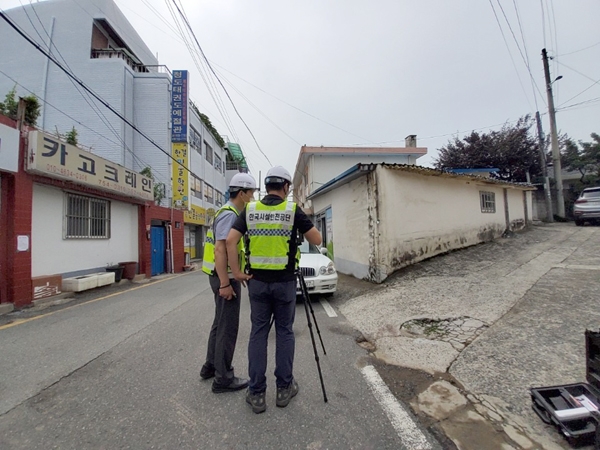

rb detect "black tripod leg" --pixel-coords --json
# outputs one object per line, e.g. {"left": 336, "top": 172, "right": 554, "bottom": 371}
{"left": 298, "top": 272, "right": 328, "bottom": 403}
{"left": 299, "top": 273, "right": 326, "bottom": 355}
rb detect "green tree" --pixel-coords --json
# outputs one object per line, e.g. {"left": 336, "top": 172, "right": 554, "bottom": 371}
{"left": 140, "top": 167, "right": 166, "bottom": 206}
{"left": 434, "top": 116, "right": 541, "bottom": 182}
{"left": 0, "top": 86, "right": 40, "bottom": 126}
{"left": 189, "top": 101, "right": 225, "bottom": 148}
{"left": 65, "top": 127, "right": 78, "bottom": 145}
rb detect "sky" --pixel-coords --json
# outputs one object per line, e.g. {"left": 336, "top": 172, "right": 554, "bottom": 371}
{"left": 2, "top": 0, "right": 600, "bottom": 182}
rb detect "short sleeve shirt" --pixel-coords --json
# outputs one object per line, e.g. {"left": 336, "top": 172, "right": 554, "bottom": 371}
{"left": 213, "top": 202, "right": 240, "bottom": 241}
{"left": 231, "top": 195, "right": 315, "bottom": 282}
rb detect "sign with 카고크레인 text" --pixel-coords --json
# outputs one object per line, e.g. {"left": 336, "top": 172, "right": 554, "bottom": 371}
{"left": 27, "top": 131, "right": 154, "bottom": 201}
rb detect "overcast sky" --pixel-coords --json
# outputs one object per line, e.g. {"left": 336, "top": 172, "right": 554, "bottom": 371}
{"left": 2, "top": 0, "right": 599, "bottom": 181}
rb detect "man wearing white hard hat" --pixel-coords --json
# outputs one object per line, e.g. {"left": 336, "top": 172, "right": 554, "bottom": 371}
{"left": 226, "top": 166, "right": 321, "bottom": 413}
{"left": 200, "top": 172, "right": 257, "bottom": 393}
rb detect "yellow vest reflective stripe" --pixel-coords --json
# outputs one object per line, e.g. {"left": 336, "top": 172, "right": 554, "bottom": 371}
{"left": 247, "top": 200, "right": 296, "bottom": 271}
{"left": 201, "top": 205, "right": 243, "bottom": 276}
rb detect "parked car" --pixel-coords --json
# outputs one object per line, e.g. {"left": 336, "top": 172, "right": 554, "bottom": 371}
{"left": 297, "top": 241, "right": 337, "bottom": 297}
{"left": 573, "top": 187, "right": 600, "bottom": 226}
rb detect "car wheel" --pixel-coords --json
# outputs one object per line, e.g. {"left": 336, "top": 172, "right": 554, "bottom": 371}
{"left": 575, "top": 219, "right": 584, "bottom": 227}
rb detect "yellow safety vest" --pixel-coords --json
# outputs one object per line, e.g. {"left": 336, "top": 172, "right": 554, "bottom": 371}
{"left": 246, "top": 200, "right": 297, "bottom": 271}
{"left": 201, "top": 205, "right": 244, "bottom": 276}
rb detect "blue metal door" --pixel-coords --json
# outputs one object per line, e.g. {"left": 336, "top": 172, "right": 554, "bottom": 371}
{"left": 151, "top": 226, "right": 166, "bottom": 276}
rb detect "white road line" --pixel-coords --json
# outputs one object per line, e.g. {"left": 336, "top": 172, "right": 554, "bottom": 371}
{"left": 361, "top": 365, "right": 433, "bottom": 450}
{"left": 319, "top": 299, "right": 337, "bottom": 317}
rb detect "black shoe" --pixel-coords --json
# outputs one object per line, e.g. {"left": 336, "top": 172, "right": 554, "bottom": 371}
{"left": 246, "top": 389, "right": 267, "bottom": 414}
{"left": 200, "top": 364, "right": 215, "bottom": 380}
{"left": 276, "top": 380, "right": 299, "bottom": 407}
{"left": 212, "top": 377, "right": 249, "bottom": 393}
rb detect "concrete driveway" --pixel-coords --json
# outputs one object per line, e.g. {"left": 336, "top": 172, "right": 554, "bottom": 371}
{"left": 332, "top": 223, "right": 600, "bottom": 449}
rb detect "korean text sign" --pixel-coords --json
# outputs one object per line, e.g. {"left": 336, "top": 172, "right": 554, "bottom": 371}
{"left": 27, "top": 131, "right": 154, "bottom": 201}
{"left": 172, "top": 142, "right": 189, "bottom": 209}
{"left": 171, "top": 70, "right": 188, "bottom": 143}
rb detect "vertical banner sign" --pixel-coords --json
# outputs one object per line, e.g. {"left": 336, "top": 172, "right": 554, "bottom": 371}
{"left": 171, "top": 70, "right": 189, "bottom": 209}
{"left": 171, "top": 70, "right": 188, "bottom": 142}
{"left": 172, "top": 142, "right": 189, "bottom": 208}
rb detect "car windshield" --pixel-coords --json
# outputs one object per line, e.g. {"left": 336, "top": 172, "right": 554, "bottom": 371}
{"left": 299, "top": 241, "right": 321, "bottom": 254}
{"left": 582, "top": 189, "right": 600, "bottom": 199}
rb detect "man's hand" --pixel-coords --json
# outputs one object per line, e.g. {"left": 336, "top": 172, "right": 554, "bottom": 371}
{"left": 233, "top": 270, "right": 252, "bottom": 287}
{"left": 218, "top": 284, "right": 236, "bottom": 300}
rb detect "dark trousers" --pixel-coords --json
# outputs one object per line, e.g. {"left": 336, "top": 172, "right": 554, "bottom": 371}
{"left": 204, "top": 276, "right": 242, "bottom": 385}
{"left": 247, "top": 279, "right": 296, "bottom": 394}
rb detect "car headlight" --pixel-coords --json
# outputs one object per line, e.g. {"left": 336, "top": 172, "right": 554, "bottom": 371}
{"left": 319, "top": 262, "right": 336, "bottom": 275}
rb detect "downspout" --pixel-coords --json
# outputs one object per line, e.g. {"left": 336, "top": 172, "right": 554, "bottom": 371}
{"left": 41, "top": 17, "right": 56, "bottom": 130}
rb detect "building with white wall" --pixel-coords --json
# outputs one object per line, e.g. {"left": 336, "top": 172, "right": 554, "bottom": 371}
{"left": 308, "top": 163, "right": 533, "bottom": 283}
{"left": 292, "top": 136, "right": 427, "bottom": 216}
{"left": 1, "top": 0, "right": 250, "bottom": 263}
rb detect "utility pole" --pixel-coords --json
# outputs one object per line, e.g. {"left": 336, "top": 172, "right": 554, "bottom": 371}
{"left": 535, "top": 111, "right": 554, "bottom": 222}
{"left": 542, "top": 48, "right": 565, "bottom": 218}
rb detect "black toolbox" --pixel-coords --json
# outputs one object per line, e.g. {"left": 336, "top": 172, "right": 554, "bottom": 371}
{"left": 530, "top": 329, "right": 600, "bottom": 446}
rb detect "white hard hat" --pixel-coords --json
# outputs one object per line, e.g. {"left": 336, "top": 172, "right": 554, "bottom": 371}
{"left": 229, "top": 172, "right": 257, "bottom": 190}
{"left": 265, "top": 166, "right": 292, "bottom": 185}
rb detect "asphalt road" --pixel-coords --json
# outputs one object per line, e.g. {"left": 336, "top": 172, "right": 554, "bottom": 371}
{"left": 0, "top": 271, "right": 440, "bottom": 449}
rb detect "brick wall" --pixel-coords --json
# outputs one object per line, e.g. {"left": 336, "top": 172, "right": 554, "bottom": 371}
{"left": 138, "top": 204, "right": 184, "bottom": 278}
{"left": 0, "top": 116, "right": 34, "bottom": 307}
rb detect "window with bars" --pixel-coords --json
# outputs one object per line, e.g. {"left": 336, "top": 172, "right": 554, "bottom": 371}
{"left": 480, "top": 191, "right": 496, "bottom": 213}
{"left": 214, "top": 154, "right": 222, "bottom": 172}
{"left": 215, "top": 190, "right": 223, "bottom": 207}
{"left": 64, "top": 193, "right": 111, "bottom": 239}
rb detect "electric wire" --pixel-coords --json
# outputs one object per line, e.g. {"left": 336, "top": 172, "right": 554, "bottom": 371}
{"left": 212, "top": 62, "right": 374, "bottom": 144}
{"left": 163, "top": 0, "right": 239, "bottom": 144}
{"left": 26, "top": 0, "right": 134, "bottom": 166}
{"left": 557, "top": 40, "right": 600, "bottom": 57}
{"left": 169, "top": 0, "right": 272, "bottom": 166}
{"left": 0, "top": 68, "right": 172, "bottom": 189}
{"left": 512, "top": 0, "right": 539, "bottom": 111}
{"left": 0, "top": 9, "right": 206, "bottom": 185}
{"left": 556, "top": 96, "right": 600, "bottom": 112}
{"left": 487, "top": 0, "right": 536, "bottom": 111}
{"left": 134, "top": 0, "right": 374, "bottom": 146}
{"left": 494, "top": 0, "right": 546, "bottom": 105}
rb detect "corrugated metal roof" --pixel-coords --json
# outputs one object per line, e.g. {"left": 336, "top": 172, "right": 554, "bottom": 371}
{"left": 308, "top": 163, "right": 534, "bottom": 200}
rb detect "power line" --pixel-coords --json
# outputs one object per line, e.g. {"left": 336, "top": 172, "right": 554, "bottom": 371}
{"left": 0, "top": 68, "right": 172, "bottom": 188}
{"left": 169, "top": 0, "right": 272, "bottom": 166}
{"left": 131, "top": 0, "right": 373, "bottom": 146}
{"left": 0, "top": 9, "right": 206, "bottom": 185}
{"left": 512, "top": 0, "right": 539, "bottom": 110}
{"left": 347, "top": 116, "right": 537, "bottom": 146}
{"left": 212, "top": 62, "right": 375, "bottom": 144}
{"left": 556, "top": 96, "right": 600, "bottom": 112}
{"left": 162, "top": 0, "right": 240, "bottom": 144}
{"left": 494, "top": 0, "right": 546, "bottom": 105}
{"left": 26, "top": 0, "right": 132, "bottom": 165}
{"left": 557, "top": 40, "right": 600, "bottom": 57}
{"left": 487, "top": 0, "right": 536, "bottom": 111}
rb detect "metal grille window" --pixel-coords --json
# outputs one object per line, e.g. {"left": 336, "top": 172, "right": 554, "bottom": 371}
{"left": 214, "top": 154, "right": 222, "bottom": 172}
{"left": 480, "top": 191, "right": 496, "bottom": 213}
{"left": 64, "top": 193, "right": 111, "bottom": 239}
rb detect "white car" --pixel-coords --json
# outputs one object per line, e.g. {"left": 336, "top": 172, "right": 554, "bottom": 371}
{"left": 296, "top": 241, "right": 337, "bottom": 296}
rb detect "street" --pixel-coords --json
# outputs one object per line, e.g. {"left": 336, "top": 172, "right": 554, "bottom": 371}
{"left": 1, "top": 223, "right": 599, "bottom": 449}
{"left": 0, "top": 270, "right": 438, "bottom": 449}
